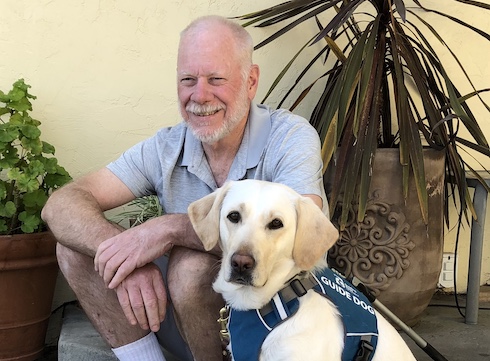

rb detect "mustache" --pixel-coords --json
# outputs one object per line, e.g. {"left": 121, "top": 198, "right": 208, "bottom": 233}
{"left": 186, "top": 102, "right": 225, "bottom": 116}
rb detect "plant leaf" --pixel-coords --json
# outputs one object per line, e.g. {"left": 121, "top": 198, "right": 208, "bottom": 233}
{"left": 18, "top": 211, "right": 41, "bottom": 233}
{"left": 0, "top": 201, "right": 16, "bottom": 217}
{"left": 394, "top": 0, "right": 406, "bottom": 22}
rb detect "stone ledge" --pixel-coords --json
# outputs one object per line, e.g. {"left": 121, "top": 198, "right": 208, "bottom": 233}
{"left": 59, "top": 304, "right": 178, "bottom": 361}
{"left": 59, "top": 305, "right": 118, "bottom": 361}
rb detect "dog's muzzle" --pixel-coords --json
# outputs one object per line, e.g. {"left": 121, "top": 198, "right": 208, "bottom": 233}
{"left": 229, "top": 252, "right": 255, "bottom": 285}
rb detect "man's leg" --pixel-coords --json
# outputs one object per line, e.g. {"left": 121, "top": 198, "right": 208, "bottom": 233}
{"left": 56, "top": 244, "right": 167, "bottom": 360}
{"left": 57, "top": 243, "right": 149, "bottom": 345}
{"left": 166, "top": 247, "right": 224, "bottom": 361}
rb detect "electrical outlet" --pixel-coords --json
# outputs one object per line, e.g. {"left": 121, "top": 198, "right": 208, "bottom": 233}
{"left": 438, "top": 252, "right": 455, "bottom": 288}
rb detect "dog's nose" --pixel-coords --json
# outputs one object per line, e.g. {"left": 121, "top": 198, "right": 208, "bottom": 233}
{"left": 231, "top": 253, "right": 255, "bottom": 274}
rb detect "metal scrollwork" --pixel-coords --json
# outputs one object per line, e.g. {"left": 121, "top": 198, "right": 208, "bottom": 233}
{"left": 328, "top": 191, "right": 415, "bottom": 296}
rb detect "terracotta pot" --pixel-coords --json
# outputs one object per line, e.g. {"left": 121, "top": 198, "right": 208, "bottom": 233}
{"left": 0, "top": 232, "right": 58, "bottom": 361}
{"left": 327, "top": 148, "right": 445, "bottom": 326}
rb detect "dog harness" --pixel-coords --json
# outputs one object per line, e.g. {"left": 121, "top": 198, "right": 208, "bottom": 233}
{"left": 227, "top": 268, "right": 379, "bottom": 361}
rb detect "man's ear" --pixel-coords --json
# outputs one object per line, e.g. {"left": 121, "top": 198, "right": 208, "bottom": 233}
{"left": 292, "top": 197, "right": 339, "bottom": 270}
{"left": 247, "top": 64, "right": 260, "bottom": 99}
{"left": 188, "top": 182, "right": 232, "bottom": 251}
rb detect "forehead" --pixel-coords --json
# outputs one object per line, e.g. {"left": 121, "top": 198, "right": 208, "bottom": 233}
{"left": 177, "top": 27, "right": 238, "bottom": 75}
{"left": 221, "top": 182, "right": 297, "bottom": 217}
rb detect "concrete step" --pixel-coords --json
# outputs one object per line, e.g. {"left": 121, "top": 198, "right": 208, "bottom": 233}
{"left": 58, "top": 305, "right": 117, "bottom": 361}
{"left": 58, "top": 304, "right": 179, "bottom": 361}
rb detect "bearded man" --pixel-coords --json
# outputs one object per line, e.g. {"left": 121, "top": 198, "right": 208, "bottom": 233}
{"left": 42, "top": 15, "right": 327, "bottom": 361}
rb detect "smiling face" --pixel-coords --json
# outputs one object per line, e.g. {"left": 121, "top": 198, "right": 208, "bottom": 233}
{"left": 177, "top": 19, "right": 259, "bottom": 144}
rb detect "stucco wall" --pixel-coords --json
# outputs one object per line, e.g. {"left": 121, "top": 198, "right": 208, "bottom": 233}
{"left": 1, "top": 0, "right": 489, "bottom": 300}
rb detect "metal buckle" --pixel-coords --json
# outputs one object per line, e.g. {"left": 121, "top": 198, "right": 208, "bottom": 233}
{"left": 217, "top": 306, "right": 230, "bottom": 344}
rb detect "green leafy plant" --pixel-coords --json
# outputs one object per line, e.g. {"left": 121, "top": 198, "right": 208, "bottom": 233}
{"left": 236, "top": 0, "right": 490, "bottom": 229}
{"left": 0, "top": 79, "right": 72, "bottom": 234}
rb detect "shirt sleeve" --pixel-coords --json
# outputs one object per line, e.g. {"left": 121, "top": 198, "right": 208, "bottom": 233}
{"left": 106, "top": 133, "right": 163, "bottom": 198}
{"left": 265, "top": 110, "right": 329, "bottom": 215}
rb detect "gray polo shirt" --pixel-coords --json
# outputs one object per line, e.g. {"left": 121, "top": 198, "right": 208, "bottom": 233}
{"left": 107, "top": 103, "right": 327, "bottom": 214}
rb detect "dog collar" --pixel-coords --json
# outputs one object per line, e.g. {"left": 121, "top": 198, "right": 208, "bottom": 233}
{"left": 258, "top": 271, "right": 317, "bottom": 318}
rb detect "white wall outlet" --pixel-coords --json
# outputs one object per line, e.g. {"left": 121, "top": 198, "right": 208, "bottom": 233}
{"left": 438, "top": 252, "right": 456, "bottom": 289}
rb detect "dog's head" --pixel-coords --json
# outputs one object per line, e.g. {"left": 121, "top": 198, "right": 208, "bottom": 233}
{"left": 188, "top": 180, "right": 339, "bottom": 309}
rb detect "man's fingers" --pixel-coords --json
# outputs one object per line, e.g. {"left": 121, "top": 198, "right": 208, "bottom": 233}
{"left": 114, "top": 263, "right": 167, "bottom": 332}
{"left": 128, "top": 288, "right": 150, "bottom": 330}
{"left": 93, "top": 242, "right": 104, "bottom": 271}
{"left": 116, "top": 287, "right": 138, "bottom": 327}
{"left": 141, "top": 287, "right": 163, "bottom": 332}
{"left": 108, "top": 258, "right": 137, "bottom": 289}
{"left": 100, "top": 251, "right": 124, "bottom": 286}
{"left": 153, "top": 276, "right": 167, "bottom": 322}
{"left": 95, "top": 242, "right": 141, "bottom": 289}
{"left": 94, "top": 243, "right": 115, "bottom": 278}
{"left": 97, "top": 245, "right": 136, "bottom": 288}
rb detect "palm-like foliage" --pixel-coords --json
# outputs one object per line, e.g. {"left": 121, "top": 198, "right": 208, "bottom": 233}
{"left": 111, "top": 195, "right": 163, "bottom": 228}
{"left": 237, "top": 0, "right": 490, "bottom": 229}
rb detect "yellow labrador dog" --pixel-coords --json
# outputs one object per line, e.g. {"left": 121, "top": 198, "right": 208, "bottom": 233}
{"left": 188, "top": 180, "right": 416, "bottom": 361}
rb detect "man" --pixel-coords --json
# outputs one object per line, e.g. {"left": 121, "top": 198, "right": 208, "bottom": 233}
{"left": 42, "top": 15, "right": 327, "bottom": 361}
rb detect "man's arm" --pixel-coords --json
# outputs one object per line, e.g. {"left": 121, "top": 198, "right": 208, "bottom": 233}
{"left": 93, "top": 210, "right": 213, "bottom": 288}
{"left": 41, "top": 168, "right": 137, "bottom": 256}
{"left": 44, "top": 168, "right": 187, "bottom": 332}
{"left": 43, "top": 166, "right": 210, "bottom": 279}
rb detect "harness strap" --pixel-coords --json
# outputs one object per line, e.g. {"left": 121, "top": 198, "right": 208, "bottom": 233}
{"left": 259, "top": 273, "right": 316, "bottom": 318}
{"left": 354, "top": 335, "right": 375, "bottom": 361}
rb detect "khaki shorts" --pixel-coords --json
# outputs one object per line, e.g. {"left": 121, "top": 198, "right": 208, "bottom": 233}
{"left": 154, "top": 255, "right": 194, "bottom": 361}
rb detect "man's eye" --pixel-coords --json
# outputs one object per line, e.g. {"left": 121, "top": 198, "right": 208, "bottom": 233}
{"left": 227, "top": 211, "right": 241, "bottom": 223}
{"left": 210, "top": 77, "right": 225, "bottom": 84}
{"left": 267, "top": 219, "right": 283, "bottom": 230}
{"left": 180, "top": 78, "right": 195, "bottom": 84}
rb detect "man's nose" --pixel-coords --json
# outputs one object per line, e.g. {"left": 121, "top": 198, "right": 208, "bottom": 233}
{"left": 191, "top": 78, "right": 213, "bottom": 103}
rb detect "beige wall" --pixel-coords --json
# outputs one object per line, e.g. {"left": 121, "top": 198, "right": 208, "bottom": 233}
{"left": 1, "top": 0, "right": 489, "bottom": 293}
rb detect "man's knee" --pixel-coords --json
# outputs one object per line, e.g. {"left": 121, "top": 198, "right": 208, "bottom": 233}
{"left": 56, "top": 243, "right": 95, "bottom": 285}
{"left": 167, "top": 248, "right": 220, "bottom": 303}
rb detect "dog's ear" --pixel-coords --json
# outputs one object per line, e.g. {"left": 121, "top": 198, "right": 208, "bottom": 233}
{"left": 188, "top": 182, "right": 232, "bottom": 251}
{"left": 293, "top": 197, "right": 339, "bottom": 270}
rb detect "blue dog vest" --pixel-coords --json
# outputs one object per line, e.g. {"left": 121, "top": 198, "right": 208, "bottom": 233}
{"left": 227, "top": 268, "right": 378, "bottom": 361}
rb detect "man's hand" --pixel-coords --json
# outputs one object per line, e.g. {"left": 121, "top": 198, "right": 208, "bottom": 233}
{"left": 115, "top": 263, "right": 167, "bottom": 332}
{"left": 94, "top": 219, "right": 173, "bottom": 289}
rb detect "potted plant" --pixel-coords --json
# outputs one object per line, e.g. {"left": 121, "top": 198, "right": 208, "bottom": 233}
{"left": 0, "top": 79, "right": 72, "bottom": 361}
{"left": 235, "top": 0, "right": 490, "bottom": 325}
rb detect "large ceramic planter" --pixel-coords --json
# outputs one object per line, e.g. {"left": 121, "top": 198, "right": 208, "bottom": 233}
{"left": 0, "top": 231, "right": 58, "bottom": 361}
{"left": 327, "top": 148, "right": 445, "bottom": 326}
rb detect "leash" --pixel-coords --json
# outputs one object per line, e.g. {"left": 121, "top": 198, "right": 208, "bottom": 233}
{"left": 218, "top": 306, "right": 231, "bottom": 361}
{"left": 349, "top": 275, "right": 449, "bottom": 361}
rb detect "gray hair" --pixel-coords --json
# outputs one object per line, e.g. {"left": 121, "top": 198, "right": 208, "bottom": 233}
{"left": 180, "top": 15, "right": 254, "bottom": 80}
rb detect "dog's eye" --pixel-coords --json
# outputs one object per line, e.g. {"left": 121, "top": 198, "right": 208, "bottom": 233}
{"left": 267, "top": 218, "right": 283, "bottom": 230}
{"left": 227, "top": 211, "right": 241, "bottom": 223}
